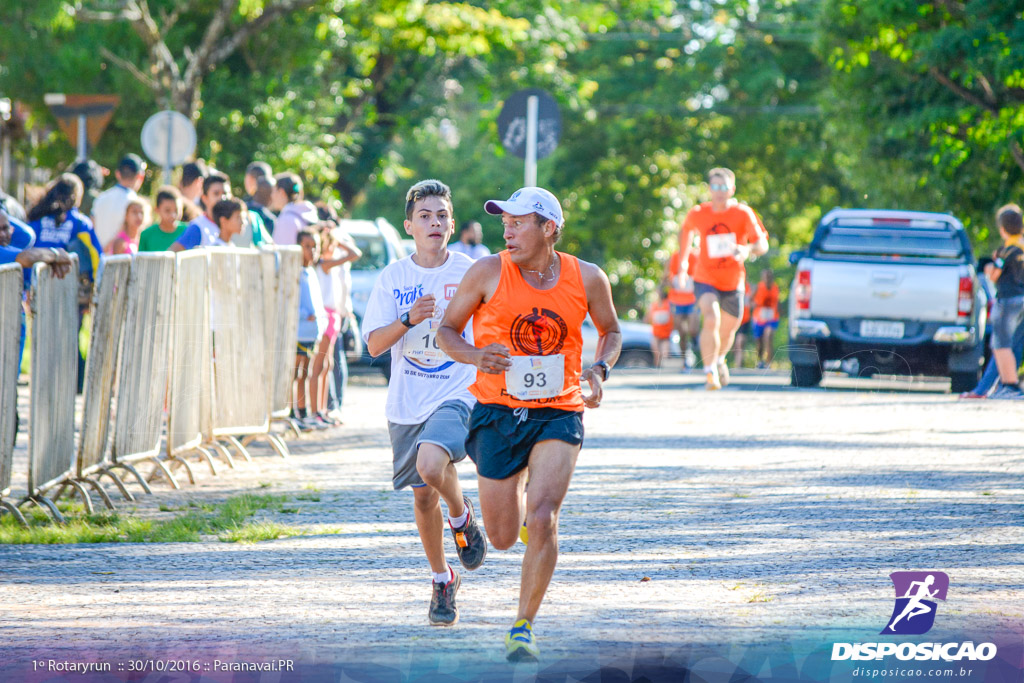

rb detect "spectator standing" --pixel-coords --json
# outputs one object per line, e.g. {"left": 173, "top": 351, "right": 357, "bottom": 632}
{"left": 448, "top": 220, "right": 490, "bottom": 260}
{"left": 244, "top": 162, "right": 278, "bottom": 238}
{"left": 70, "top": 159, "right": 106, "bottom": 218}
{"left": 294, "top": 229, "right": 328, "bottom": 428}
{"left": 27, "top": 173, "right": 102, "bottom": 279}
{"left": 179, "top": 160, "right": 208, "bottom": 208}
{"left": 138, "top": 188, "right": 187, "bottom": 252}
{"left": 170, "top": 197, "right": 246, "bottom": 252}
{"left": 982, "top": 204, "right": 1024, "bottom": 399}
{"left": 752, "top": 269, "right": 780, "bottom": 369}
{"left": 91, "top": 154, "right": 146, "bottom": 248}
{"left": 270, "top": 172, "right": 318, "bottom": 245}
{"left": 105, "top": 196, "right": 149, "bottom": 255}
{"left": 167, "top": 173, "right": 230, "bottom": 250}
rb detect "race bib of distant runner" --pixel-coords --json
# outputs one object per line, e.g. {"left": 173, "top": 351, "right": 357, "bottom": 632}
{"left": 506, "top": 354, "right": 564, "bottom": 400}
{"left": 706, "top": 232, "right": 737, "bottom": 259}
{"left": 755, "top": 306, "right": 775, "bottom": 323}
{"left": 404, "top": 318, "right": 450, "bottom": 363}
{"left": 653, "top": 310, "right": 671, "bottom": 325}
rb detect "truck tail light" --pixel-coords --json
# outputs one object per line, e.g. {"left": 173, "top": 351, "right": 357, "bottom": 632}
{"left": 795, "top": 269, "right": 811, "bottom": 311}
{"left": 958, "top": 276, "right": 973, "bottom": 318}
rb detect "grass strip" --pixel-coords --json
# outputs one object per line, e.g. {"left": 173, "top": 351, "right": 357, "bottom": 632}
{"left": 0, "top": 494, "right": 332, "bottom": 545}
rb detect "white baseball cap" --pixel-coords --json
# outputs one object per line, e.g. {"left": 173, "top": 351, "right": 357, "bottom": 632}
{"left": 484, "top": 187, "right": 564, "bottom": 227}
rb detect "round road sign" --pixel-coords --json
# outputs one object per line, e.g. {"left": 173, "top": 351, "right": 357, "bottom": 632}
{"left": 140, "top": 110, "right": 197, "bottom": 169}
{"left": 497, "top": 89, "right": 561, "bottom": 160}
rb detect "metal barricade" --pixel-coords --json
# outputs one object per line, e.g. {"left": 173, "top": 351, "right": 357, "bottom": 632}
{"left": 0, "top": 264, "right": 25, "bottom": 526}
{"left": 110, "top": 253, "right": 177, "bottom": 486}
{"left": 203, "top": 249, "right": 285, "bottom": 461}
{"left": 165, "top": 250, "right": 218, "bottom": 482}
{"left": 26, "top": 258, "right": 80, "bottom": 522}
{"left": 270, "top": 246, "right": 303, "bottom": 436}
{"left": 74, "top": 255, "right": 133, "bottom": 506}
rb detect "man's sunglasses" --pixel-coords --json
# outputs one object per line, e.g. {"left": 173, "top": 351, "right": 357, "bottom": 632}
{"left": 709, "top": 183, "right": 731, "bottom": 191}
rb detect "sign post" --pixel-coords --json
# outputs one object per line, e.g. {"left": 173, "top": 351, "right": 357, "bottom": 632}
{"left": 140, "top": 110, "right": 197, "bottom": 186}
{"left": 44, "top": 94, "right": 120, "bottom": 162}
{"left": 497, "top": 89, "right": 561, "bottom": 187}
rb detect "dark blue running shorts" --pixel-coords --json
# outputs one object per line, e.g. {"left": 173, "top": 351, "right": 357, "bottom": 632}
{"left": 466, "top": 403, "right": 584, "bottom": 481}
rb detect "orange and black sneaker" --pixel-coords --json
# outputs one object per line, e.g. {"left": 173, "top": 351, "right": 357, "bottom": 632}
{"left": 449, "top": 496, "right": 487, "bottom": 570}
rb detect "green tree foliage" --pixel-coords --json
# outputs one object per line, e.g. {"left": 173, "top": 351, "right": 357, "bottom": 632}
{"left": 817, "top": 0, "right": 1024, "bottom": 242}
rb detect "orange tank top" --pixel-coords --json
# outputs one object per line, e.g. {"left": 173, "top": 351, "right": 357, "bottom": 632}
{"left": 470, "top": 250, "right": 587, "bottom": 411}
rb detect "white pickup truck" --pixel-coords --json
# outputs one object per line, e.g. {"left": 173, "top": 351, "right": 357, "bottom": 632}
{"left": 787, "top": 209, "right": 987, "bottom": 392}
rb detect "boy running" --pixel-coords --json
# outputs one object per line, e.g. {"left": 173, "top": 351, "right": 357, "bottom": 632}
{"left": 361, "top": 179, "right": 487, "bottom": 626}
{"left": 437, "top": 186, "right": 622, "bottom": 662}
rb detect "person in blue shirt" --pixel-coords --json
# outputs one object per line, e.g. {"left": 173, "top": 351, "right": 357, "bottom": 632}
{"left": 26, "top": 173, "right": 102, "bottom": 392}
{"left": 169, "top": 197, "right": 246, "bottom": 251}
{"left": 26, "top": 173, "right": 102, "bottom": 282}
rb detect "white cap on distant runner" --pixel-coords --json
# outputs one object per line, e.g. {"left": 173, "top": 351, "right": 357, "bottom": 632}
{"left": 484, "top": 187, "right": 564, "bottom": 227}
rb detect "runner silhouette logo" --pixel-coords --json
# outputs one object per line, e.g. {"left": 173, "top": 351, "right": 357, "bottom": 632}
{"left": 882, "top": 571, "right": 949, "bottom": 635}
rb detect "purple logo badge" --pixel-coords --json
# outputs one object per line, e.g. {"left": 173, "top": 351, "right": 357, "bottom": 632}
{"left": 882, "top": 571, "right": 949, "bottom": 635}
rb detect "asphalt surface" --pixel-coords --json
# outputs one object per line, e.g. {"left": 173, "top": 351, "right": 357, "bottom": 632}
{"left": 1, "top": 368, "right": 1021, "bottom": 679}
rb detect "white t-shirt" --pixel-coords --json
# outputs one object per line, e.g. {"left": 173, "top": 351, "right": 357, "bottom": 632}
{"left": 362, "top": 251, "right": 476, "bottom": 424}
{"left": 91, "top": 184, "right": 135, "bottom": 248}
{"left": 316, "top": 262, "right": 336, "bottom": 310}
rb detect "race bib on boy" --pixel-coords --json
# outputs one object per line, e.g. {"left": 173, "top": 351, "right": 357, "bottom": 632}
{"left": 706, "top": 232, "right": 737, "bottom": 259}
{"left": 403, "top": 318, "right": 450, "bottom": 363}
{"left": 506, "top": 354, "right": 564, "bottom": 400}
{"left": 653, "top": 310, "right": 671, "bottom": 325}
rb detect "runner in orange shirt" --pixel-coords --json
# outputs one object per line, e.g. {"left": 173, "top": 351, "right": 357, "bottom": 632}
{"left": 438, "top": 186, "right": 621, "bottom": 662}
{"left": 644, "top": 287, "right": 673, "bottom": 367}
{"left": 666, "top": 241, "right": 700, "bottom": 367}
{"left": 678, "top": 167, "right": 769, "bottom": 389}
{"left": 752, "top": 269, "right": 780, "bottom": 368}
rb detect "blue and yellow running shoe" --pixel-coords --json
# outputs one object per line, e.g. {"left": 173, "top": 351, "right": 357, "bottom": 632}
{"left": 505, "top": 618, "right": 540, "bottom": 662}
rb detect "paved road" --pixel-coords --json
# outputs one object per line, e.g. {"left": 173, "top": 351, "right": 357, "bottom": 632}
{"left": 1, "top": 370, "right": 1021, "bottom": 679}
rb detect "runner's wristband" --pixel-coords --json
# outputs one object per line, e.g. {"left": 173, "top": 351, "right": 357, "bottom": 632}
{"left": 592, "top": 360, "right": 610, "bottom": 381}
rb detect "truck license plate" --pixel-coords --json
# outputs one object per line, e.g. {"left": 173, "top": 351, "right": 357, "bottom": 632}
{"left": 860, "top": 320, "right": 905, "bottom": 339}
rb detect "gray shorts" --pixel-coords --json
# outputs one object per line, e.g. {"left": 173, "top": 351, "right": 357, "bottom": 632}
{"left": 990, "top": 296, "right": 1024, "bottom": 349}
{"left": 694, "top": 280, "right": 744, "bottom": 318}
{"left": 387, "top": 400, "right": 471, "bottom": 490}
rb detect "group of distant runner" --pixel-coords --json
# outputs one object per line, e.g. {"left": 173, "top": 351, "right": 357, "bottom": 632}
{"left": 360, "top": 167, "right": 769, "bottom": 661}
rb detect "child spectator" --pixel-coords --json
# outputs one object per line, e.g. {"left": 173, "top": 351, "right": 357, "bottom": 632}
{"left": 105, "top": 196, "right": 149, "bottom": 255}
{"left": 294, "top": 229, "right": 328, "bottom": 429}
{"left": 170, "top": 196, "right": 246, "bottom": 251}
{"left": 138, "top": 188, "right": 187, "bottom": 252}
{"left": 752, "top": 269, "right": 780, "bottom": 369}
{"left": 983, "top": 204, "right": 1024, "bottom": 399}
{"left": 645, "top": 288, "right": 673, "bottom": 368}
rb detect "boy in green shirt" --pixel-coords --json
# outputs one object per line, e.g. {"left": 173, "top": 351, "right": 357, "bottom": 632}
{"left": 139, "top": 188, "right": 187, "bottom": 252}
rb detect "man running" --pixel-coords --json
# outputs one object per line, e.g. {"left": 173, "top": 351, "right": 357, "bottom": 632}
{"left": 362, "top": 179, "right": 486, "bottom": 627}
{"left": 678, "top": 168, "right": 768, "bottom": 389}
{"left": 437, "top": 186, "right": 622, "bottom": 662}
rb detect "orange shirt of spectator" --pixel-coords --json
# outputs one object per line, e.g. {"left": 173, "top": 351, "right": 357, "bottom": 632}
{"left": 667, "top": 250, "right": 698, "bottom": 306}
{"left": 752, "top": 281, "right": 780, "bottom": 324}
{"left": 680, "top": 201, "right": 767, "bottom": 292}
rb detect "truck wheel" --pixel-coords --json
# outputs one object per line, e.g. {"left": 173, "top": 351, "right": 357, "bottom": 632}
{"left": 617, "top": 348, "right": 655, "bottom": 369}
{"left": 790, "top": 364, "right": 823, "bottom": 388}
{"left": 949, "top": 371, "right": 978, "bottom": 394}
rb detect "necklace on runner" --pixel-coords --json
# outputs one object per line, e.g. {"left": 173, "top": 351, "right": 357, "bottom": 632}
{"left": 523, "top": 253, "right": 559, "bottom": 283}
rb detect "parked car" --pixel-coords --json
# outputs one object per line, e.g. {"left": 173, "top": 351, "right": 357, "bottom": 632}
{"left": 344, "top": 217, "right": 406, "bottom": 378}
{"left": 581, "top": 316, "right": 658, "bottom": 368}
{"left": 787, "top": 208, "right": 987, "bottom": 392}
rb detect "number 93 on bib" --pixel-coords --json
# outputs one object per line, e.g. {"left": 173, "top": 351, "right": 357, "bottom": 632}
{"left": 506, "top": 354, "right": 564, "bottom": 400}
